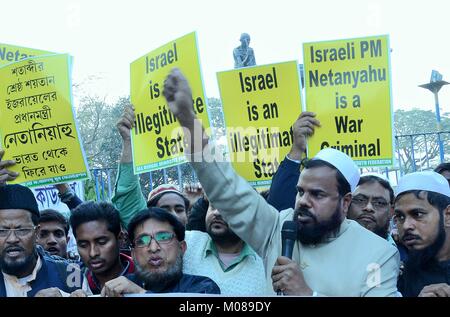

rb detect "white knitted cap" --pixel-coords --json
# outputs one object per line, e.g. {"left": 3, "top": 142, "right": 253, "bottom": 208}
{"left": 396, "top": 171, "right": 450, "bottom": 198}
{"left": 312, "top": 148, "right": 360, "bottom": 192}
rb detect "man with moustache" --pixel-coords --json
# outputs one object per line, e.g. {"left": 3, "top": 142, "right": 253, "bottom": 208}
{"left": 183, "top": 203, "right": 267, "bottom": 295}
{"left": 0, "top": 184, "right": 87, "bottom": 297}
{"left": 266, "top": 115, "right": 397, "bottom": 245}
{"left": 100, "top": 208, "right": 220, "bottom": 296}
{"left": 347, "top": 173, "right": 395, "bottom": 243}
{"left": 161, "top": 68, "right": 400, "bottom": 296}
{"left": 394, "top": 171, "right": 450, "bottom": 297}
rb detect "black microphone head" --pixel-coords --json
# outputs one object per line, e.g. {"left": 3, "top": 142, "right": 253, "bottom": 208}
{"left": 281, "top": 221, "right": 298, "bottom": 241}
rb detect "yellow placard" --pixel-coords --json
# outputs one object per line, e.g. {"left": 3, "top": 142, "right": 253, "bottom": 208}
{"left": 0, "top": 54, "right": 89, "bottom": 186}
{"left": 0, "top": 43, "right": 54, "bottom": 67}
{"left": 130, "top": 32, "right": 210, "bottom": 174}
{"left": 303, "top": 35, "right": 394, "bottom": 167}
{"left": 217, "top": 61, "right": 302, "bottom": 187}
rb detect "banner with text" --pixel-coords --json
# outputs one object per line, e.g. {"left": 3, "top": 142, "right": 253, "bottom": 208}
{"left": 217, "top": 61, "right": 302, "bottom": 186}
{"left": 130, "top": 32, "right": 211, "bottom": 174}
{"left": 31, "top": 181, "right": 84, "bottom": 218}
{"left": 0, "top": 43, "right": 54, "bottom": 67}
{"left": 303, "top": 35, "right": 394, "bottom": 167}
{"left": 0, "top": 54, "right": 89, "bottom": 186}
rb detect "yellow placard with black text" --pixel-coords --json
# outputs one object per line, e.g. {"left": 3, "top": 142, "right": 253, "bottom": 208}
{"left": 0, "top": 43, "right": 54, "bottom": 67}
{"left": 130, "top": 32, "right": 211, "bottom": 174}
{"left": 303, "top": 35, "right": 394, "bottom": 167}
{"left": 217, "top": 61, "right": 302, "bottom": 187}
{"left": 0, "top": 54, "right": 90, "bottom": 186}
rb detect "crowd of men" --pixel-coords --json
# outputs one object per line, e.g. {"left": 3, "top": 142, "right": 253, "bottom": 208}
{"left": 0, "top": 68, "right": 449, "bottom": 297}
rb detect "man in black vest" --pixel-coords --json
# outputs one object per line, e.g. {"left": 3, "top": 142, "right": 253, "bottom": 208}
{"left": 0, "top": 184, "right": 87, "bottom": 297}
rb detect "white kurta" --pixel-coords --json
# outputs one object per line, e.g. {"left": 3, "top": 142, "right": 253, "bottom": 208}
{"left": 190, "top": 149, "right": 400, "bottom": 296}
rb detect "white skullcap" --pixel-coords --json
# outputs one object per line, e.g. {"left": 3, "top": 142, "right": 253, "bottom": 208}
{"left": 312, "top": 148, "right": 360, "bottom": 192}
{"left": 396, "top": 171, "right": 450, "bottom": 198}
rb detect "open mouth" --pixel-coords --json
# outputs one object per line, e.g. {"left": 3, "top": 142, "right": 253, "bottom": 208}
{"left": 46, "top": 247, "right": 60, "bottom": 254}
{"left": 148, "top": 256, "right": 163, "bottom": 267}
{"left": 297, "top": 215, "right": 313, "bottom": 225}
{"left": 5, "top": 247, "right": 24, "bottom": 257}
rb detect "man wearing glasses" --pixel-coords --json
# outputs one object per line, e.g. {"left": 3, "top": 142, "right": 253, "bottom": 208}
{"left": 101, "top": 207, "right": 220, "bottom": 296}
{"left": 161, "top": 69, "right": 399, "bottom": 296}
{"left": 0, "top": 184, "right": 87, "bottom": 297}
{"left": 347, "top": 173, "right": 395, "bottom": 243}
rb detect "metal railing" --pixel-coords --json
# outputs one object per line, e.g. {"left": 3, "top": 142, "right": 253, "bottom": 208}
{"left": 89, "top": 131, "right": 449, "bottom": 200}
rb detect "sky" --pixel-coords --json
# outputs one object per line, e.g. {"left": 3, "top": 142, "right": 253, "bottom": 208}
{"left": 1, "top": 0, "right": 449, "bottom": 115}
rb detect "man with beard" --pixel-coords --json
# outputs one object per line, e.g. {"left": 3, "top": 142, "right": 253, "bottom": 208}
{"left": 0, "top": 184, "right": 87, "bottom": 296}
{"left": 161, "top": 68, "right": 400, "bottom": 296}
{"left": 101, "top": 207, "right": 220, "bottom": 296}
{"left": 69, "top": 201, "right": 135, "bottom": 295}
{"left": 183, "top": 203, "right": 267, "bottom": 295}
{"left": 394, "top": 171, "right": 450, "bottom": 297}
{"left": 266, "top": 115, "right": 397, "bottom": 246}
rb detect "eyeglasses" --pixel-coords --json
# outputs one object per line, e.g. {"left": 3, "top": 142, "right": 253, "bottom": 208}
{"left": 133, "top": 232, "right": 175, "bottom": 248}
{"left": 351, "top": 196, "right": 389, "bottom": 210}
{"left": 0, "top": 227, "right": 37, "bottom": 238}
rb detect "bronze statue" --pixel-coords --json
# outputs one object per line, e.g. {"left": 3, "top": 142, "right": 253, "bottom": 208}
{"left": 233, "top": 33, "right": 256, "bottom": 68}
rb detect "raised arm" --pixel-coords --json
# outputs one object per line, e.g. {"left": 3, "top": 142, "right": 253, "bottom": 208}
{"left": 267, "top": 112, "right": 320, "bottom": 210}
{"left": 111, "top": 104, "right": 147, "bottom": 227}
{"left": 162, "top": 68, "right": 281, "bottom": 257}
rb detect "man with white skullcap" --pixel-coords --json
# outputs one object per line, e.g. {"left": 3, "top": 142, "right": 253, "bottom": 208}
{"left": 394, "top": 171, "right": 450, "bottom": 297}
{"left": 161, "top": 68, "right": 400, "bottom": 296}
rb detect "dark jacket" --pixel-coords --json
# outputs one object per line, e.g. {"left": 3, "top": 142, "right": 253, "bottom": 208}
{"left": 86, "top": 252, "right": 135, "bottom": 294}
{"left": 398, "top": 259, "right": 450, "bottom": 297}
{"left": 0, "top": 246, "right": 84, "bottom": 297}
{"left": 267, "top": 157, "right": 300, "bottom": 211}
{"left": 126, "top": 273, "right": 220, "bottom": 294}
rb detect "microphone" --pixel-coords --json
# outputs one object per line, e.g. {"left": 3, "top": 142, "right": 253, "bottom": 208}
{"left": 277, "top": 221, "right": 298, "bottom": 295}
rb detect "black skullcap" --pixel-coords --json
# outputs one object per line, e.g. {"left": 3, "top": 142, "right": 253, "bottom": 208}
{"left": 0, "top": 184, "right": 39, "bottom": 217}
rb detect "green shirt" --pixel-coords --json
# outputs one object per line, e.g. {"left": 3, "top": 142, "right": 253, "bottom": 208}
{"left": 111, "top": 162, "right": 147, "bottom": 227}
{"left": 205, "top": 239, "right": 255, "bottom": 272}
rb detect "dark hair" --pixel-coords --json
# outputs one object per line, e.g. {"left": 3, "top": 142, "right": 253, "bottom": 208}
{"left": 70, "top": 201, "right": 121, "bottom": 238}
{"left": 303, "top": 159, "right": 351, "bottom": 197}
{"left": 434, "top": 162, "right": 450, "bottom": 175}
{"left": 395, "top": 190, "right": 450, "bottom": 213}
{"left": 358, "top": 175, "right": 395, "bottom": 204}
{"left": 39, "top": 209, "right": 69, "bottom": 236}
{"left": 127, "top": 207, "right": 185, "bottom": 246}
{"left": 31, "top": 214, "right": 39, "bottom": 226}
{"left": 148, "top": 192, "right": 190, "bottom": 210}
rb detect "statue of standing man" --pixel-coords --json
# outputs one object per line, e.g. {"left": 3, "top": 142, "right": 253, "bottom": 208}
{"left": 233, "top": 33, "right": 256, "bottom": 68}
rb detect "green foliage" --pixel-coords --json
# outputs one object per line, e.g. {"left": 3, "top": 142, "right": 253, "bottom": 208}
{"left": 207, "top": 97, "right": 226, "bottom": 139}
{"left": 394, "top": 108, "right": 450, "bottom": 173}
{"left": 76, "top": 96, "right": 130, "bottom": 199}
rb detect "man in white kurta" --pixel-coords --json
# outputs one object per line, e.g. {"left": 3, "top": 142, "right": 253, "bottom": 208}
{"left": 162, "top": 68, "right": 400, "bottom": 297}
